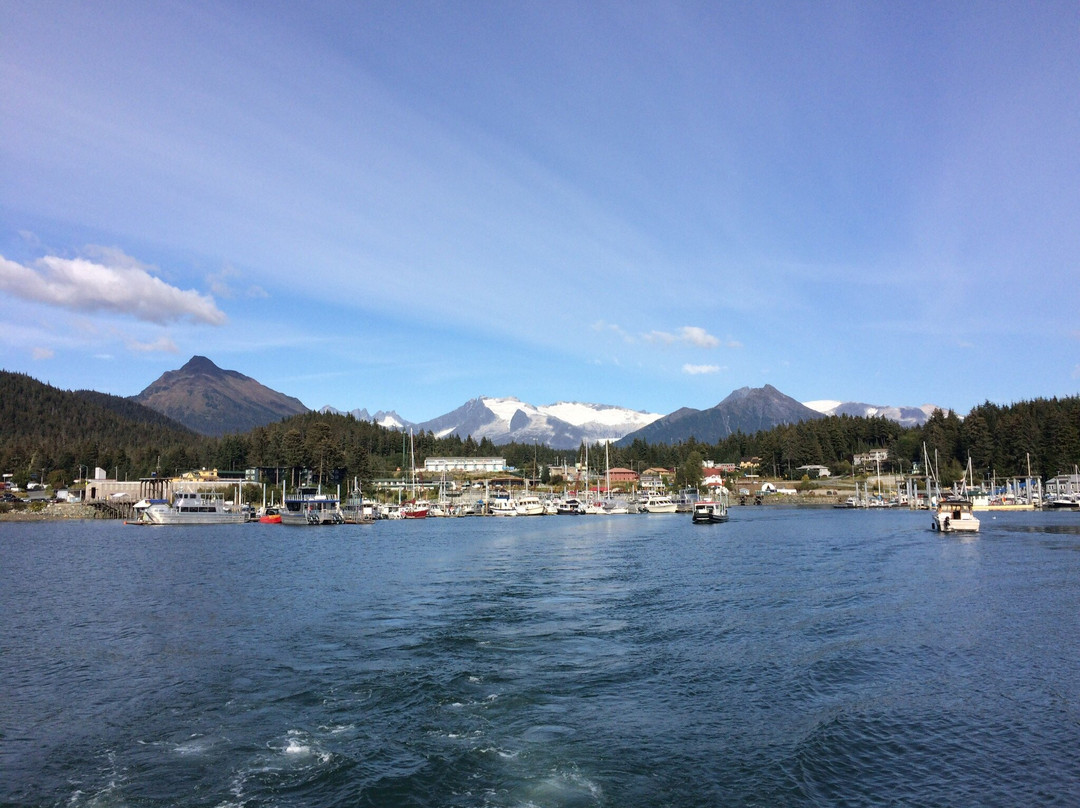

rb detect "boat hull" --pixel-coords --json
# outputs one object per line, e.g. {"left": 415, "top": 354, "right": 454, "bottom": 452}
{"left": 141, "top": 508, "right": 245, "bottom": 525}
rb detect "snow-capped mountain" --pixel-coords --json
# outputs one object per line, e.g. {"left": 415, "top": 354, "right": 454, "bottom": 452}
{"left": 802, "top": 400, "right": 942, "bottom": 427}
{"left": 416, "top": 397, "right": 662, "bottom": 450}
{"left": 319, "top": 405, "right": 414, "bottom": 431}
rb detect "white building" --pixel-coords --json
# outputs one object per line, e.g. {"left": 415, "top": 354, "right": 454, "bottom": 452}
{"left": 423, "top": 457, "right": 507, "bottom": 474}
{"left": 853, "top": 449, "right": 888, "bottom": 467}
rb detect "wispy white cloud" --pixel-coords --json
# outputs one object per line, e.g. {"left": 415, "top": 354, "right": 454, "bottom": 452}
{"left": 644, "top": 326, "right": 724, "bottom": 349}
{"left": 125, "top": 335, "right": 179, "bottom": 353}
{"left": 0, "top": 249, "right": 226, "bottom": 325}
{"left": 592, "top": 320, "right": 634, "bottom": 342}
{"left": 31, "top": 346, "right": 54, "bottom": 360}
{"left": 683, "top": 364, "right": 723, "bottom": 375}
{"left": 679, "top": 326, "right": 720, "bottom": 348}
{"left": 206, "top": 265, "right": 267, "bottom": 300}
{"left": 643, "top": 330, "right": 676, "bottom": 345}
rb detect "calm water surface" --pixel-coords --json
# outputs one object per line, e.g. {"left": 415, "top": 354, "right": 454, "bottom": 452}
{"left": 3, "top": 508, "right": 1080, "bottom": 806}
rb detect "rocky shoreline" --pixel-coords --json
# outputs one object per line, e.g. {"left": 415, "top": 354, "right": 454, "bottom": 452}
{"left": 0, "top": 502, "right": 104, "bottom": 521}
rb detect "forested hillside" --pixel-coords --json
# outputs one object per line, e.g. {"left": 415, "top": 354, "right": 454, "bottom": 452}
{"left": 0, "top": 371, "right": 210, "bottom": 486}
{"left": 2, "top": 369, "right": 1078, "bottom": 489}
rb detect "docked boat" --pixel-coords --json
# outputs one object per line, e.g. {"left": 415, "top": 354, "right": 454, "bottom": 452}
{"left": 674, "top": 487, "right": 699, "bottom": 513}
{"left": 400, "top": 500, "right": 430, "bottom": 519}
{"left": 555, "top": 497, "right": 585, "bottom": 515}
{"left": 640, "top": 493, "right": 678, "bottom": 514}
{"left": 258, "top": 506, "right": 282, "bottom": 524}
{"left": 281, "top": 492, "right": 345, "bottom": 525}
{"left": 692, "top": 489, "right": 729, "bottom": 524}
{"left": 584, "top": 497, "right": 631, "bottom": 515}
{"left": 931, "top": 498, "right": 980, "bottom": 533}
{"left": 515, "top": 494, "right": 545, "bottom": 516}
{"left": 134, "top": 488, "right": 246, "bottom": 526}
{"left": 489, "top": 496, "right": 518, "bottom": 517}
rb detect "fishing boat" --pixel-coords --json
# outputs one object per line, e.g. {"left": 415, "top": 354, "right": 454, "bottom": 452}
{"left": 400, "top": 500, "right": 430, "bottom": 519}
{"left": 341, "top": 479, "right": 375, "bottom": 524}
{"left": 281, "top": 491, "right": 345, "bottom": 525}
{"left": 134, "top": 488, "right": 246, "bottom": 525}
{"left": 931, "top": 498, "right": 980, "bottom": 533}
{"left": 489, "top": 495, "right": 518, "bottom": 516}
{"left": 555, "top": 497, "right": 585, "bottom": 515}
{"left": 692, "top": 486, "right": 730, "bottom": 523}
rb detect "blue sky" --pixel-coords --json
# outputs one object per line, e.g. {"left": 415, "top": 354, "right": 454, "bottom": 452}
{"left": 2, "top": 1, "right": 1078, "bottom": 422}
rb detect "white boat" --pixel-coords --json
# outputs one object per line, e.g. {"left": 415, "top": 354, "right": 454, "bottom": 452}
{"left": 640, "top": 493, "right": 677, "bottom": 513}
{"left": 931, "top": 498, "right": 980, "bottom": 533}
{"left": 584, "top": 498, "right": 630, "bottom": 515}
{"left": 489, "top": 497, "right": 517, "bottom": 517}
{"left": 135, "top": 488, "right": 246, "bottom": 525}
{"left": 515, "top": 494, "right": 545, "bottom": 516}
{"left": 281, "top": 492, "right": 345, "bottom": 525}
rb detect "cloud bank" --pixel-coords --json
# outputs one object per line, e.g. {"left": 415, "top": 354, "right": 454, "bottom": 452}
{"left": 0, "top": 250, "right": 226, "bottom": 325}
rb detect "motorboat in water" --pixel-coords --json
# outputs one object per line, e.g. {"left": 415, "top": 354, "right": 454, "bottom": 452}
{"left": 640, "top": 493, "right": 678, "bottom": 514}
{"left": 258, "top": 506, "right": 282, "bottom": 524}
{"left": 134, "top": 488, "right": 246, "bottom": 526}
{"left": 692, "top": 489, "right": 730, "bottom": 524}
{"left": 489, "top": 496, "right": 517, "bottom": 516}
{"left": 515, "top": 494, "right": 545, "bottom": 516}
{"left": 281, "top": 492, "right": 345, "bottom": 525}
{"left": 400, "top": 500, "right": 430, "bottom": 519}
{"left": 555, "top": 497, "right": 585, "bottom": 515}
{"left": 931, "top": 498, "right": 980, "bottom": 533}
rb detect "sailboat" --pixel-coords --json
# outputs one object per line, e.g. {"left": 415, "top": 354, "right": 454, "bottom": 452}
{"left": 401, "top": 430, "right": 429, "bottom": 519}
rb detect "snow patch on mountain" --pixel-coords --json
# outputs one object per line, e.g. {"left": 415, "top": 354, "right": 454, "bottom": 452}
{"left": 803, "top": 400, "right": 843, "bottom": 414}
{"left": 542, "top": 401, "right": 660, "bottom": 429}
{"left": 320, "top": 405, "right": 413, "bottom": 430}
{"left": 802, "top": 399, "right": 940, "bottom": 427}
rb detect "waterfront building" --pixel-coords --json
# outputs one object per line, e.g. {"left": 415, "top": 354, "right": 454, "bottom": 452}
{"left": 423, "top": 457, "right": 507, "bottom": 474}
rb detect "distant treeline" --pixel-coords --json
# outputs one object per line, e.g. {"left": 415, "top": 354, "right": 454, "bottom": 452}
{"left": 2, "top": 370, "right": 1078, "bottom": 488}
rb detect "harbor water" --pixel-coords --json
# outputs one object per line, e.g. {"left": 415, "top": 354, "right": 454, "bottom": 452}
{"left": 3, "top": 508, "right": 1080, "bottom": 806}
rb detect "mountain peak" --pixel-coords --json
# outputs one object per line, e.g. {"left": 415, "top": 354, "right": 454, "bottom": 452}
{"left": 180, "top": 355, "right": 221, "bottom": 374}
{"left": 134, "top": 357, "right": 308, "bottom": 436}
{"left": 619, "top": 384, "right": 822, "bottom": 446}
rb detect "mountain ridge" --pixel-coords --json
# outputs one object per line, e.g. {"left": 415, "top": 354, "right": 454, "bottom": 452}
{"left": 131, "top": 356, "right": 943, "bottom": 446}
{"left": 616, "top": 384, "right": 824, "bottom": 446}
